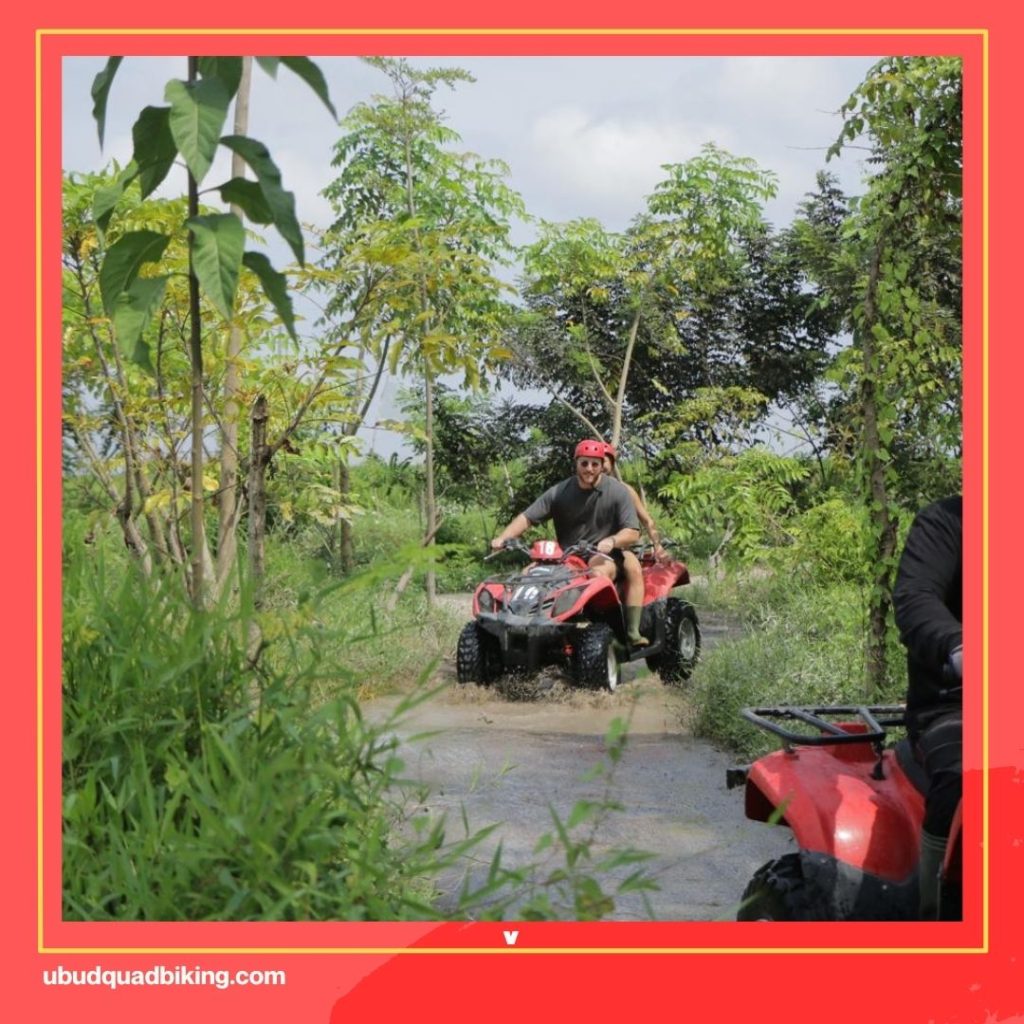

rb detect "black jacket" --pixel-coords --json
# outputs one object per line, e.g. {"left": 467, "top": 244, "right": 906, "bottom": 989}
{"left": 892, "top": 496, "right": 963, "bottom": 733}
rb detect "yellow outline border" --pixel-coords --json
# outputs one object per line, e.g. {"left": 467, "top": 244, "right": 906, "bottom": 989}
{"left": 37, "top": 29, "right": 983, "bottom": 958}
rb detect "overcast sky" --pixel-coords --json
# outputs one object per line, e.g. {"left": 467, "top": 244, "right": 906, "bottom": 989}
{"left": 61, "top": 55, "right": 880, "bottom": 456}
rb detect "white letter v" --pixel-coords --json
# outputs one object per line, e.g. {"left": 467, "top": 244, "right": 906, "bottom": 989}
{"left": 503, "top": 930, "right": 519, "bottom": 946}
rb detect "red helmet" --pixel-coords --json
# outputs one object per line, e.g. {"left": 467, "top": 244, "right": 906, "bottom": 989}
{"left": 601, "top": 442, "right": 617, "bottom": 463}
{"left": 574, "top": 439, "right": 605, "bottom": 460}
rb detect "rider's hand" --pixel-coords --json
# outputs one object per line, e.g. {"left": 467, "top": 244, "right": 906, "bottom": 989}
{"left": 947, "top": 644, "right": 963, "bottom": 681}
{"left": 596, "top": 537, "right": 615, "bottom": 555}
{"left": 654, "top": 544, "right": 670, "bottom": 564}
{"left": 491, "top": 537, "right": 507, "bottom": 551}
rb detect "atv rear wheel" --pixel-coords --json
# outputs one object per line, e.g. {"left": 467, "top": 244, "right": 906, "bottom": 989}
{"left": 572, "top": 623, "right": 621, "bottom": 691}
{"left": 646, "top": 598, "right": 700, "bottom": 684}
{"left": 737, "top": 854, "right": 828, "bottom": 921}
{"left": 456, "top": 622, "right": 503, "bottom": 685}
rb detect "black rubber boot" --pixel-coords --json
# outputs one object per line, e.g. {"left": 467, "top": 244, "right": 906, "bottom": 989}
{"left": 625, "top": 606, "right": 648, "bottom": 647}
{"left": 918, "top": 829, "right": 947, "bottom": 920}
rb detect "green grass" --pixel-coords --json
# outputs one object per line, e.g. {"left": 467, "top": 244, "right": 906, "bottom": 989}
{"left": 685, "top": 571, "right": 908, "bottom": 759}
{"left": 61, "top": 549, "right": 478, "bottom": 920}
{"left": 257, "top": 540, "right": 465, "bottom": 699}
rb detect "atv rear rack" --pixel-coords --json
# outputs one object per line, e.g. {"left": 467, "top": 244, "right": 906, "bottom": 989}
{"left": 741, "top": 705, "right": 906, "bottom": 752}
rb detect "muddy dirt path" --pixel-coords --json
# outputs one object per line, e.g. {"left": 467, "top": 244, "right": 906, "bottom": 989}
{"left": 364, "top": 605, "right": 793, "bottom": 921}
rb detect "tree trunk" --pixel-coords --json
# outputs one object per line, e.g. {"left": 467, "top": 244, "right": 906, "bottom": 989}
{"left": 860, "top": 235, "right": 897, "bottom": 699}
{"left": 386, "top": 518, "right": 443, "bottom": 613}
{"left": 332, "top": 457, "right": 356, "bottom": 574}
{"left": 186, "top": 56, "right": 206, "bottom": 607}
{"left": 423, "top": 365, "right": 437, "bottom": 605}
{"left": 612, "top": 305, "right": 643, "bottom": 451}
{"left": 215, "top": 56, "right": 253, "bottom": 592}
{"left": 246, "top": 395, "right": 270, "bottom": 606}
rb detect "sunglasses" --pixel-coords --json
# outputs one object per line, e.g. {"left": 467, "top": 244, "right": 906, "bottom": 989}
{"left": 576, "top": 458, "right": 604, "bottom": 468}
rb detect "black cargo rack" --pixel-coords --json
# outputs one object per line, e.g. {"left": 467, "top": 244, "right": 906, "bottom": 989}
{"left": 741, "top": 705, "right": 906, "bottom": 751}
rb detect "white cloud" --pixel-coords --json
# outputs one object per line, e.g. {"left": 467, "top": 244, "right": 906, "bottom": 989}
{"left": 528, "top": 105, "right": 729, "bottom": 227}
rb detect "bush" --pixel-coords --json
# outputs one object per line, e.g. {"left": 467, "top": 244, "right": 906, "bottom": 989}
{"left": 772, "top": 497, "right": 871, "bottom": 587}
{"left": 688, "top": 573, "right": 907, "bottom": 759}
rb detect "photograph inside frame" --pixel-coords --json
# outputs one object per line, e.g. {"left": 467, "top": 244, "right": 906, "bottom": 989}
{"left": 58, "top": 50, "right": 966, "bottom": 929}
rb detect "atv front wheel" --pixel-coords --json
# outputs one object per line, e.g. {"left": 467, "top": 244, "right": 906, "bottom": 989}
{"left": 646, "top": 598, "right": 700, "bottom": 684}
{"left": 737, "top": 854, "right": 828, "bottom": 921}
{"left": 572, "top": 623, "right": 621, "bottom": 691}
{"left": 456, "top": 622, "right": 503, "bottom": 685}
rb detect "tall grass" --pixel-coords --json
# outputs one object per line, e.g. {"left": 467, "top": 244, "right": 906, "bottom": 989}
{"left": 686, "top": 571, "right": 908, "bottom": 759}
{"left": 257, "top": 540, "right": 466, "bottom": 699}
{"left": 61, "top": 552, "right": 479, "bottom": 920}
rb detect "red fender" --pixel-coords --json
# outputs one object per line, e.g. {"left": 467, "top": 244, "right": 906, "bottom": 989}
{"left": 745, "top": 744, "right": 925, "bottom": 882}
{"left": 554, "top": 574, "right": 620, "bottom": 618}
{"left": 642, "top": 560, "right": 690, "bottom": 602}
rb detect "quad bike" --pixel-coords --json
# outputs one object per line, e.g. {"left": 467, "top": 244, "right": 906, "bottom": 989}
{"left": 455, "top": 538, "right": 700, "bottom": 691}
{"left": 727, "top": 704, "right": 962, "bottom": 921}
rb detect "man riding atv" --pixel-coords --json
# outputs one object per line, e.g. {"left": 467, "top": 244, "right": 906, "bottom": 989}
{"left": 491, "top": 439, "right": 647, "bottom": 646}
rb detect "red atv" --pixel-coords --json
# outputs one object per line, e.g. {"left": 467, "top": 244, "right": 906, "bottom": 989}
{"left": 728, "top": 704, "right": 962, "bottom": 920}
{"left": 456, "top": 538, "right": 700, "bottom": 691}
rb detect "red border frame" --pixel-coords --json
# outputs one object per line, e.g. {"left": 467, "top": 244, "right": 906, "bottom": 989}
{"left": 7, "top": 3, "right": 1022, "bottom": 1021}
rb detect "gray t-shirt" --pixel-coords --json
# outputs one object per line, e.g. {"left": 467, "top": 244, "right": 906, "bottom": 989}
{"left": 522, "top": 476, "right": 639, "bottom": 548}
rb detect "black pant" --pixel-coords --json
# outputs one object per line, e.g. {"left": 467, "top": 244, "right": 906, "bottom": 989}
{"left": 913, "top": 706, "right": 962, "bottom": 838}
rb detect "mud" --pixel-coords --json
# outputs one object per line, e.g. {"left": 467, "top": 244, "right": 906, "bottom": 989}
{"left": 363, "top": 609, "right": 793, "bottom": 921}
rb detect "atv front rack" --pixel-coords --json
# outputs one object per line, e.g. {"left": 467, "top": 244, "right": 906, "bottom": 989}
{"left": 741, "top": 705, "right": 906, "bottom": 752}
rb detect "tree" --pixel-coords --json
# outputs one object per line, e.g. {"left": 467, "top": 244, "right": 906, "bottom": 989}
{"left": 817, "top": 56, "right": 962, "bottom": 695}
{"left": 82, "top": 56, "right": 337, "bottom": 605}
{"left": 319, "top": 57, "right": 524, "bottom": 602}
{"left": 509, "top": 145, "right": 781, "bottom": 457}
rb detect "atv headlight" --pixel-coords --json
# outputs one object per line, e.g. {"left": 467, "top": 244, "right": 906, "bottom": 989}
{"left": 477, "top": 589, "right": 495, "bottom": 612}
{"left": 552, "top": 586, "right": 584, "bottom": 617}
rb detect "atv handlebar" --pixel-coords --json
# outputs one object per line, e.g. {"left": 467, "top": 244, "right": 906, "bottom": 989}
{"left": 484, "top": 539, "right": 603, "bottom": 562}
{"left": 484, "top": 538, "right": 532, "bottom": 561}
{"left": 741, "top": 704, "right": 907, "bottom": 748}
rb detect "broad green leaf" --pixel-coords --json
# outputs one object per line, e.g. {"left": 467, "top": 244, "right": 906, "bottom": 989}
{"left": 111, "top": 274, "right": 167, "bottom": 368}
{"left": 219, "top": 177, "right": 274, "bottom": 223}
{"left": 186, "top": 214, "right": 244, "bottom": 321}
{"left": 98, "top": 230, "right": 170, "bottom": 315}
{"left": 255, "top": 57, "right": 280, "bottom": 78}
{"left": 165, "top": 77, "right": 230, "bottom": 184}
{"left": 197, "top": 57, "right": 244, "bottom": 100}
{"left": 90, "top": 57, "right": 123, "bottom": 148}
{"left": 279, "top": 57, "right": 337, "bottom": 120}
{"left": 92, "top": 161, "right": 138, "bottom": 236}
{"left": 131, "top": 106, "right": 178, "bottom": 199}
{"left": 129, "top": 335, "right": 154, "bottom": 374}
{"left": 242, "top": 251, "right": 297, "bottom": 342}
{"left": 220, "top": 135, "right": 304, "bottom": 264}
